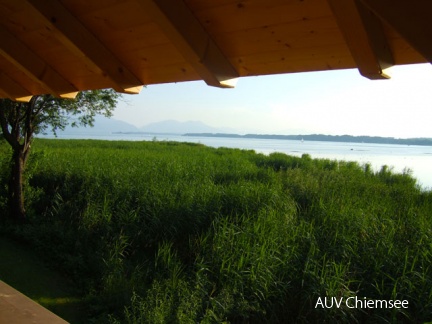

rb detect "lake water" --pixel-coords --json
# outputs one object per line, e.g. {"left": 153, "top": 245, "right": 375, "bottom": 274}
{"left": 41, "top": 132, "right": 432, "bottom": 190}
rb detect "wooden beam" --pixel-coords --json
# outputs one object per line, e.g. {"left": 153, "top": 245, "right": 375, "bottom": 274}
{"left": 23, "top": 0, "right": 143, "bottom": 95}
{"left": 137, "top": 0, "right": 239, "bottom": 88}
{"left": 0, "top": 25, "right": 78, "bottom": 99}
{"left": 328, "top": 0, "right": 394, "bottom": 79}
{"left": 359, "top": 0, "right": 432, "bottom": 64}
{"left": 0, "top": 73, "right": 33, "bottom": 102}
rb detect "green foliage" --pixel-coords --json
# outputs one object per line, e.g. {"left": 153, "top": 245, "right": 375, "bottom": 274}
{"left": 0, "top": 139, "right": 10, "bottom": 209}
{"left": 2, "top": 139, "right": 432, "bottom": 323}
{"left": 0, "top": 90, "right": 120, "bottom": 138}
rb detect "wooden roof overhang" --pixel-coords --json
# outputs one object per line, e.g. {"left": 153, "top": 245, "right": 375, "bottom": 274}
{"left": 0, "top": 0, "right": 430, "bottom": 102}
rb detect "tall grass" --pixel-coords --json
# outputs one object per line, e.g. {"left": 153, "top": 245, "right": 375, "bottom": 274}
{"left": 1, "top": 139, "right": 431, "bottom": 323}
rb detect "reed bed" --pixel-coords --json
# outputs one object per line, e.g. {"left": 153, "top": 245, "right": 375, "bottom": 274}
{"left": 1, "top": 139, "right": 431, "bottom": 323}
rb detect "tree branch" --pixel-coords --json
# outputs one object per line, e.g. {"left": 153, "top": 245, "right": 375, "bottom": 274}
{"left": 23, "top": 97, "right": 37, "bottom": 155}
{"left": 0, "top": 104, "right": 15, "bottom": 146}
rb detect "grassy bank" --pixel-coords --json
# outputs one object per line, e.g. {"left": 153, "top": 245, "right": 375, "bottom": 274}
{"left": 1, "top": 139, "right": 431, "bottom": 323}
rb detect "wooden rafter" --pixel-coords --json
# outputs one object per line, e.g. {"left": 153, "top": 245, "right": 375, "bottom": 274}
{"left": 359, "top": 0, "right": 432, "bottom": 64}
{"left": 137, "top": 0, "right": 239, "bottom": 88}
{"left": 23, "top": 0, "right": 143, "bottom": 95}
{"left": 328, "top": 0, "right": 394, "bottom": 79}
{"left": 0, "top": 25, "right": 78, "bottom": 99}
{"left": 0, "top": 73, "right": 32, "bottom": 102}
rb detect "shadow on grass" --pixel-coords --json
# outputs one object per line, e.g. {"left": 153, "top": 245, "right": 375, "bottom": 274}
{"left": 0, "top": 237, "right": 88, "bottom": 323}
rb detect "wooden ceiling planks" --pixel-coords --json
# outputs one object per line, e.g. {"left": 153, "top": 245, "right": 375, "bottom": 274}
{"left": 360, "top": 0, "right": 432, "bottom": 64}
{"left": 62, "top": 0, "right": 195, "bottom": 86}
{"left": 0, "top": 25, "right": 78, "bottom": 98}
{"left": 0, "top": 0, "right": 430, "bottom": 100}
{"left": 192, "top": 0, "right": 330, "bottom": 34}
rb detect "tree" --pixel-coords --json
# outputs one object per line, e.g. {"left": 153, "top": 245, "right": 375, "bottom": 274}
{"left": 0, "top": 89, "right": 121, "bottom": 221}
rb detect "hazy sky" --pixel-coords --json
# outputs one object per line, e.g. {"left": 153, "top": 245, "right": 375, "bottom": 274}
{"left": 113, "top": 63, "right": 432, "bottom": 138}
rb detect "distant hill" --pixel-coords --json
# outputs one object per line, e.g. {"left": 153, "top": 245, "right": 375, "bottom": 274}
{"left": 139, "top": 120, "right": 235, "bottom": 134}
{"left": 47, "top": 118, "right": 237, "bottom": 136}
{"left": 184, "top": 133, "right": 432, "bottom": 146}
{"left": 54, "top": 115, "right": 139, "bottom": 135}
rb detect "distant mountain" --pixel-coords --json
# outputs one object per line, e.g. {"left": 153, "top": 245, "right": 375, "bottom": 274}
{"left": 48, "top": 117, "right": 237, "bottom": 136}
{"left": 52, "top": 115, "right": 139, "bottom": 135}
{"left": 140, "top": 120, "right": 234, "bottom": 134}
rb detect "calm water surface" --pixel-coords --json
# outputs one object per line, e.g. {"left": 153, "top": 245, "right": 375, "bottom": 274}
{"left": 43, "top": 133, "right": 432, "bottom": 190}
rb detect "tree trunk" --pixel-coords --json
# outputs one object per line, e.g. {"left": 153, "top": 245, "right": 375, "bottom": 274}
{"left": 9, "top": 148, "right": 27, "bottom": 221}
{"left": 1, "top": 97, "right": 36, "bottom": 222}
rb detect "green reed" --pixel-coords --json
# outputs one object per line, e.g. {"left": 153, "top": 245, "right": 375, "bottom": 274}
{"left": 1, "top": 138, "right": 431, "bottom": 323}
